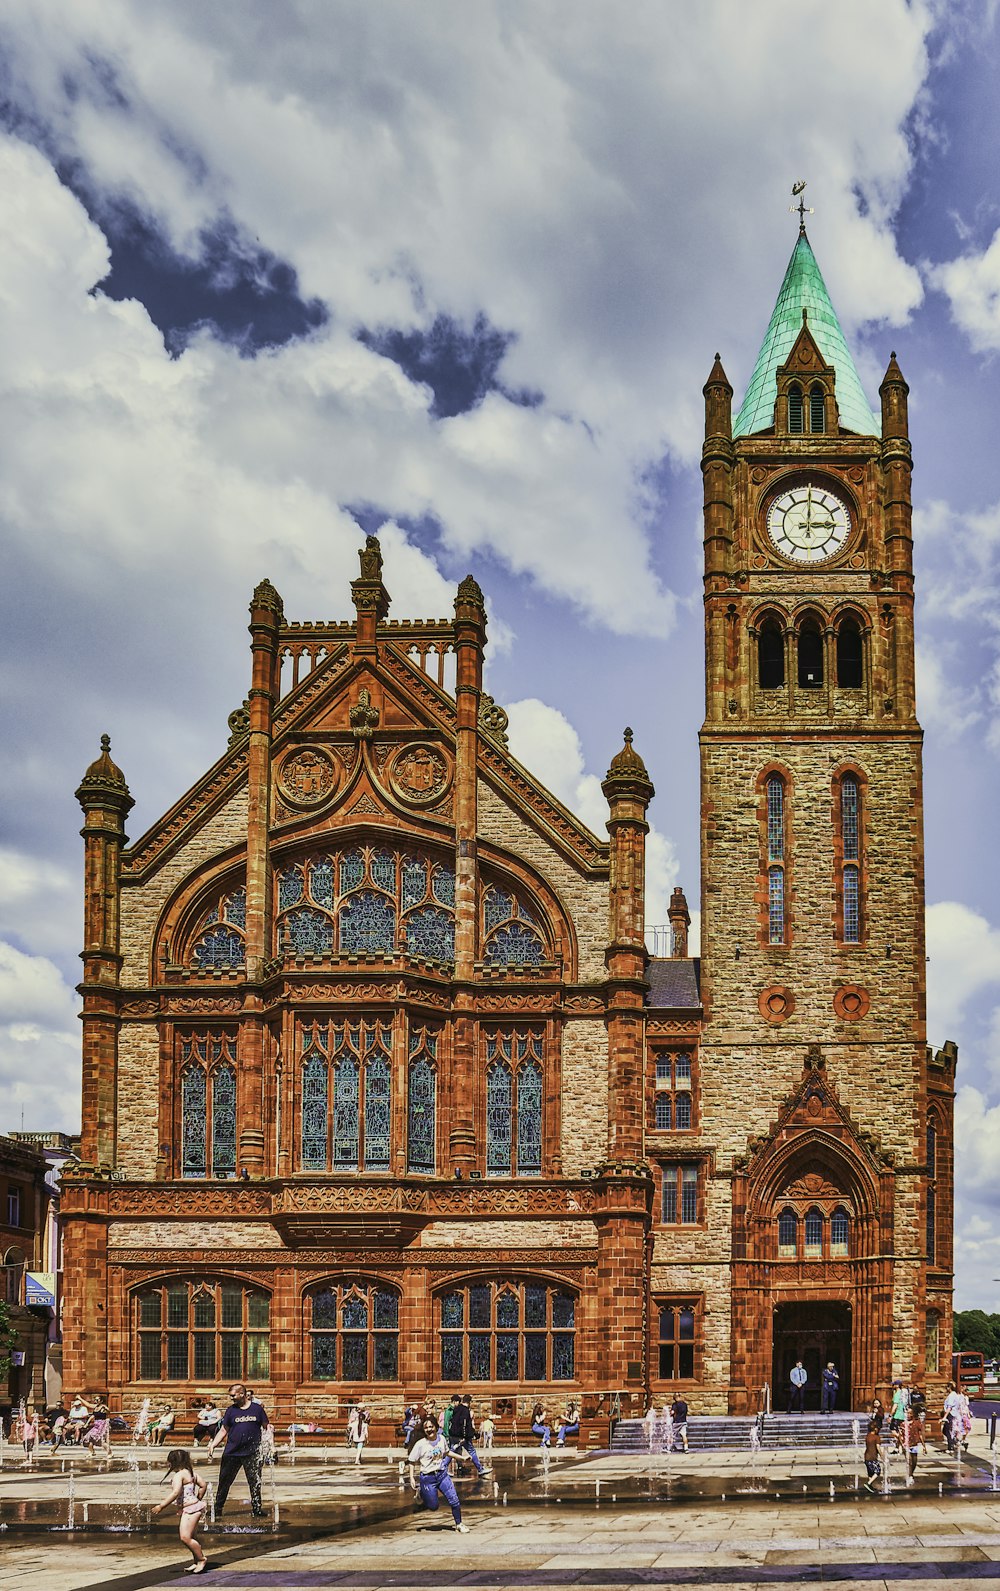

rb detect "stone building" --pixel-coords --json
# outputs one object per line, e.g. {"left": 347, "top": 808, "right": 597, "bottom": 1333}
{"left": 1, "top": 1134, "right": 56, "bottom": 1412}
{"left": 61, "top": 226, "right": 954, "bottom": 1430}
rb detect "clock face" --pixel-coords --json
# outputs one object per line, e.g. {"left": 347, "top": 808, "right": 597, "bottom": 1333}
{"left": 766, "top": 483, "right": 851, "bottom": 564}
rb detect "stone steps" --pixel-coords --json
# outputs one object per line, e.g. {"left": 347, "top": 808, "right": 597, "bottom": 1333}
{"left": 611, "top": 1412, "right": 867, "bottom": 1452}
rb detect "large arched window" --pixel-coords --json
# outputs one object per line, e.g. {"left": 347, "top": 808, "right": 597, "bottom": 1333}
{"left": 797, "top": 618, "right": 824, "bottom": 689}
{"left": 191, "top": 888, "right": 246, "bottom": 970}
{"left": 407, "top": 1025, "right": 438, "bottom": 1174}
{"left": 307, "top": 1281, "right": 399, "bottom": 1382}
{"left": 766, "top": 774, "right": 786, "bottom": 945}
{"left": 298, "top": 1019, "right": 394, "bottom": 1172}
{"left": 439, "top": 1279, "right": 575, "bottom": 1382}
{"left": 838, "top": 773, "right": 862, "bottom": 943}
{"left": 136, "top": 1279, "right": 269, "bottom": 1382}
{"left": 484, "top": 1028, "right": 544, "bottom": 1175}
{"left": 481, "top": 885, "right": 547, "bottom": 965}
{"left": 809, "top": 383, "right": 825, "bottom": 434}
{"left": 836, "top": 616, "right": 864, "bottom": 688}
{"left": 787, "top": 383, "right": 804, "bottom": 433}
{"left": 271, "top": 847, "right": 456, "bottom": 963}
{"left": 180, "top": 1033, "right": 238, "bottom": 1178}
{"left": 774, "top": 1189, "right": 855, "bottom": 1262}
{"left": 758, "top": 618, "right": 785, "bottom": 691}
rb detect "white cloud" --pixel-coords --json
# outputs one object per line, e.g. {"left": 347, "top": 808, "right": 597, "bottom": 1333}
{"left": 0, "top": 942, "right": 79, "bottom": 1133}
{"left": 926, "top": 900, "right": 1000, "bottom": 1044}
{"left": 930, "top": 225, "right": 1000, "bottom": 352}
{"left": 0, "top": 847, "right": 78, "bottom": 958}
{"left": 504, "top": 697, "right": 679, "bottom": 929}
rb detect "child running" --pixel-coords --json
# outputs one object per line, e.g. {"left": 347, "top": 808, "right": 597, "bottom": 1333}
{"left": 408, "top": 1414, "right": 469, "bottom": 1533}
{"left": 862, "top": 1419, "right": 883, "bottom": 1491}
{"left": 152, "top": 1448, "right": 209, "bottom": 1573}
{"left": 18, "top": 1407, "right": 39, "bottom": 1461}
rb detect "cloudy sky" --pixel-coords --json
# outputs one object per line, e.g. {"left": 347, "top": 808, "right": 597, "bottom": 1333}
{"left": 0, "top": 1, "right": 997, "bottom": 1306}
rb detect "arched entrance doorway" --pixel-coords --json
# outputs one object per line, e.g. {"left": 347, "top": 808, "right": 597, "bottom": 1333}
{"left": 773, "top": 1300, "right": 851, "bottom": 1412}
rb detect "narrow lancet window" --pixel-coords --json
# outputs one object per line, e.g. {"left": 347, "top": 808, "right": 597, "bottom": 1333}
{"left": 836, "top": 617, "right": 864, "bottom": 688}
{"left": 766, "top": 774, "right": 786, "bottom": 944}
{"left": 798, "top": 620, "right": 824, "bottom": 689}
{"left": 809, "top": 383, "right": 825, "bottom": 433}
{"left": 840, "top": 774, "right": 861, "bottom": 942}
{"left": 788, "top": 383, "right": 804, "bottom": 433}
{"left": 758, "top": 619, "right": 785, "bottom": 690}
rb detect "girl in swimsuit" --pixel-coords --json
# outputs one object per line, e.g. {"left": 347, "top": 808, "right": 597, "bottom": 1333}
{"left": 152, "top": 1448, "right": 208, "bottom": 1573}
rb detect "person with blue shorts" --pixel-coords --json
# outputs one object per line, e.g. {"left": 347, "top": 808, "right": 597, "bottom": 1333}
{"left": 408, "top": 1415, "right": 468, "bottom": 1533}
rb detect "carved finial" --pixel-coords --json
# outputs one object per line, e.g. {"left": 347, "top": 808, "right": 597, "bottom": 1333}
{"left": 479, "top": 692, "right": 509, "bottom": 748}
{"left": 250, "top": 578, "right": 284, "bottom": 619}
{"left": 100, "top": 733, "right": 111, "bottom": 754}
{"left": 350, "top": 685, "right": 380, "bottom": 740}
{"left": 359, "top": 535, "right": 383, "bottom": 581}
{"left": 624, "top": 726, "right": 633, "bottom": 744}
{"left": 76, "top": 733, "right": 134, "bottom": 811}
{"left": 604, "top": 726, "right": 652, "bottom": 791}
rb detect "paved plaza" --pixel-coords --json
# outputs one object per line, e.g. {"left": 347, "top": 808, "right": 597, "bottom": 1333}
{"left": 1, "top": 1436, "right": 999, "bottom": 1589}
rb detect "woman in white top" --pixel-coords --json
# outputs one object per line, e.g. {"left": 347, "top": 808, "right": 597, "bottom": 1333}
{"left": 152, "top": 1448, "right": 208, "bottom": 1573}
{"left": 408, "top": 1415, "right": 468, "bottom": 1532}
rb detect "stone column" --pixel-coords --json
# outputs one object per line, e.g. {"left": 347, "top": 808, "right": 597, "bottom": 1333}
{"left": 449, "top": 575, "right": 486, "bottom": 1173}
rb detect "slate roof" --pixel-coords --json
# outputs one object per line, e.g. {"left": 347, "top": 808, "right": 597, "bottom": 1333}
{"left": 645, "top": 957, "right": 702, "bottom": 1010}
{"left": 733, "top": 230, "right": 880, "bottom": 440}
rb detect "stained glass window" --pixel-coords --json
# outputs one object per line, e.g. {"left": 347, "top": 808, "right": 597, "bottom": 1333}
{"left": 277, "top": 865, "right": 305, "bottom": 911}
{"left": 224, "top": 889, "right": 246, "bottom": 929}
{"left": 180, "top": 1033, "right": 239, "bottom": 1178}
{"left": 193, "top": 925, "right": 245, "bottom": 970}
{"left": 843, "top": 866, "right": 860, "bottom": 943}
{"left": 516, "top": 1060, "right": 542, "bottom": 1175}
{"left": 309, "top": 858, "right": 334, "bottom": 907}
{"left": 432, "top": 865, "right": 455, "bottom": 907}
{"left": 136, "top": 1280, "right": 269, "bottom": 1381}
{"left": 308, "top": 1283, "right": 399, "bottom": 1381}
{"left": 285, "top": 907, "right": 334, "bottom": 955}
{"left": 364, "top": 1052, "right": 391, "bottom": 1171}
{"left": 481, "top": 882, "right": 549, "bottom": 965}
{"left": 211, "top": 1064, "right": 237, "bottom": 1176}
{"left": 301, "top": 1052, "right": 329, "bottom": 1171}
{"left": 439, "top": 1281, "right": 576, "bottom": 1383}
{"left": 842, "top": 776, "right": 860, "bottom": 859}
{"left": 299, "top": 1020, "right": 394, "bottom": 1172}
{"left": 486, "top": 1064, "right": 512, "bottom": 1175}
{"left": 407, "top": 1029, "right": 437, "bottom": 1174}
{"left": 333, "top": 1056, "right": 360, "bottom": 1169}
{"left": 339, "top": 891, "right": 395, "bottom": 953}
{"left": 404, "top": 906, "right": 454, "bottom": 961}
{"left": 370, "top": 849, "right": 396, "bottom": 893}
{"left": 485, "top": 1028, "right": 545, "bottom": 1176}
{"left": 340, "top": 851, "right": 365, "bottom": 893}
{"left": 402, "top": 856, "right": 427, "bottom": 910}
{"left": 181, "top": 1066, "right": 207, "bottom": 1178}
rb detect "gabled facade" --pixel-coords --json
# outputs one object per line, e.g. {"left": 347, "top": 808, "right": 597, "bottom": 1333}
{"left": 61, "top": 227, "right": 954, "bottom": 1429}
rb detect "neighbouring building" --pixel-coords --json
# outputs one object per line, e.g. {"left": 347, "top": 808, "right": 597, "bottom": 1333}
{"left": 60, "top": 224, "right": 954, "bottom": 1432}
{"left": 0, "top": 1131, "right": 78, "bottom": 1413}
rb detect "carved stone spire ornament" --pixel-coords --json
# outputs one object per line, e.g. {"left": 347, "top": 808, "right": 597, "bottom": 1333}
{"left": 478, "top": 692, "right": 509, "bottom": 747}
{"left": 350, "top": 686, "right": 380, "bottom": 739}
{"left": 250, "top": 577, "right": 284, "bottom": 618}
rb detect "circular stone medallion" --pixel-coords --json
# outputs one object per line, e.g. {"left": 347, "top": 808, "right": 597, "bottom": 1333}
{"left": 388, "top": 743, "right": 452, "bottom": 806}
{"left": 833, "top": 984, "right": 870, "bottom": 1022}
{"left": 277, "top": 746, "right": 338, "bottom": 808}
{"left": 758, "top": 984, "right": 795, "bottom": 1025}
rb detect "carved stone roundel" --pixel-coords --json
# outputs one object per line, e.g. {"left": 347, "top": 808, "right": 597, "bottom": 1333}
{"left": 277, "top": 746, "right": 338, "bottom": 809}
{"left": 388, "top": 743, "right": 452, "bottom": 806}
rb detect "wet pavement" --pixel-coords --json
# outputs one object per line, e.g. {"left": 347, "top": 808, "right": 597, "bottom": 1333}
{"left": 0, "top": 1436, "right": 997, "bottom": 1588}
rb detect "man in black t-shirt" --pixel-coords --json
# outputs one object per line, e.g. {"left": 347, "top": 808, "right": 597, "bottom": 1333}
{"left": 208, "top": 1383, "right": 269, "bottom": 1517}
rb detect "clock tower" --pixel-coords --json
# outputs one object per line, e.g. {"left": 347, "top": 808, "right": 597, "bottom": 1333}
{"left": 697, "top": 220, "right": 954, "bottom": 1411}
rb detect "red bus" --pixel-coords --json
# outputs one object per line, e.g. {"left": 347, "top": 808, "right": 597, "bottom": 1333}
{"left": 952, "top": 1351, "right": 986, "bottom": 1396}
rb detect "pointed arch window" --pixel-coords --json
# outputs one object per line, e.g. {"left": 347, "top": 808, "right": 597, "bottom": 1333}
{"left": 804, "top": 1206, "right": 824, "bottom": 1257}
{"left": 765, "top": 774, "right": 786, "bottom": 945}
{"left": 788, "top": 383, "right": 804, "bottom": 433}
{"left": 407, "top": 1027, "right": 438, "bottom": 1174}
{"left": 798, "top": 618, "right": 824, "bottom": 689}
{"left": 926, "top": 1120, "right": 937, "bottom": 1264}
{"left": 136, "top": 1279, "right": 269, "bottom": 1382}
{"left": 758, "top": 618, "right": 785, "bottom": 691}
{"left": 297, "top": 1020, "right": 394, "bottom": 1172}
{"left": 777, "top": 1208, "right": 798, "bottom": 1257}
{"left": 830, "top": 1207, "right": 850, "bottom": 1257}
{"left": 266, "top": 845, "right": 458, "bottom": 964}
{"left": 439, "top": 1279, "right": 575, "bottom": 1382}
{"left": 481, "top": 885, "right": 546, "bottom": 965}
{"left": 809, "top": 383, "right": 825, "bottom": 434}
{"left": 836, "top": 616, "right": 864, "bottom": 688}
{"left": 179, "top": 1033, "right": 239, "bottom": 1178}
{"left": 307, "top": 1281, "right": 399, "bottom": 1381}
{"left": 839, "top": 773, "right": 862, "bottom": 943}
{"left": 191, "top": 888, "right": 246, "bottom": 971}
{"left": 484, "top": 1028, "right": 545, "bottom": 1176}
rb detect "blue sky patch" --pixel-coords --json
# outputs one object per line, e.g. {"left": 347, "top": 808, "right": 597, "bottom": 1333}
{"left": 357, "top": 311, "right": 542, "bottom": 418}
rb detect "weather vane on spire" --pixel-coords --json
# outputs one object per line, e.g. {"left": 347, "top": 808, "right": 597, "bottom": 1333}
{"left": 790, "top": 181, "right": 814, "bottom": 235}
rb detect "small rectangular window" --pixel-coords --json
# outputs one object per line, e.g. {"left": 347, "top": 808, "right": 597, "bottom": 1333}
{"left": 655, "top": 1095, "right": 672, "bottom": 1131}
{"left": 662, "top": 1165, "right": 699, "bottom": 1224}
{"left": 657, "top": 1300, "right": 699, "bottom": 1381}
{"left": 681, "top": 1166, "right": 698, "bottom": 1223}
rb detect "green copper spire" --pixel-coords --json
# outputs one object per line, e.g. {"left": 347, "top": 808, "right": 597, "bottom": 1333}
{"left": 733, "top": 231, "right": 880, "bottom": 439}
